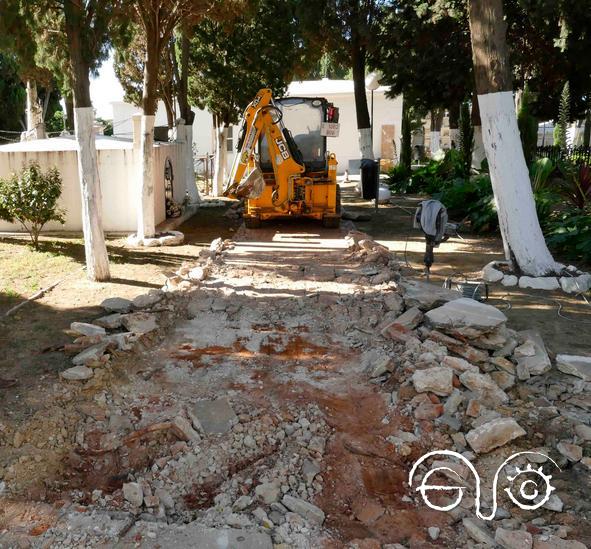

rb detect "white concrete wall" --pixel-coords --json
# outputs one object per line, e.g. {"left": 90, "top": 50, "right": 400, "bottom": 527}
{"left": 0, "top": 137, "right": 186, "bottom": 233}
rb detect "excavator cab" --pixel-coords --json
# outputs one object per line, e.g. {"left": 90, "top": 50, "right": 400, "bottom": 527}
{"left": 224, "top": 88, "right": 341, "bottom": 229}
{"left": 259, "top": 97, "right": 327, "bottom": 173}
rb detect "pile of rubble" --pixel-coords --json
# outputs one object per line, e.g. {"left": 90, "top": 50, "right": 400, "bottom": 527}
{"left": 3, "top": 229, "right": 589, "bottom": 548}
{"left": 58, "top": 237, "right": 236, "bottom": 383}
{"left": 370, "top": 277, "right": 590, "bottom": 548}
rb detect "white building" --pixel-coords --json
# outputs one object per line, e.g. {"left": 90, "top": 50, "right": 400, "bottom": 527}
{"left": 111, "top": 79, "right": 403, "bottom": 177}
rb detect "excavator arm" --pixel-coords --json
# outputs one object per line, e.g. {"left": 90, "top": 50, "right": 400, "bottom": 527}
{"left": 223, "top": 88, "right": 305, "bottom": 200}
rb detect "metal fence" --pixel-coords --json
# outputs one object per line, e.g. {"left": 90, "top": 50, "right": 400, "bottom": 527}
{"left": 536, "top": 145, "right": 591, "bottom": 166}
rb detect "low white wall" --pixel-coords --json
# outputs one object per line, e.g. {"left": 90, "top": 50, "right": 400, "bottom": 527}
{"left": 0, "top": 137, "right": 186, "bottom": 234}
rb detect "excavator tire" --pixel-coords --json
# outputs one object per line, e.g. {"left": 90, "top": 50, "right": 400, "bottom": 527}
{"left": 244, "top": 215, "right": 262, "bottom": 229}
{"left": 322, "top": 184, "right": 342, "bottom": 228}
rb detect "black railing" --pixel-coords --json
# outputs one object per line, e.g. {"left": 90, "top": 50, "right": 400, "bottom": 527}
{"left": 536, "top": 145, "right": 591, "bottom": 166}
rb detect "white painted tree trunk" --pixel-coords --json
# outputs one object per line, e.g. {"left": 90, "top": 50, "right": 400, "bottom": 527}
{"left": 449, "top": 128, "right": 460, "bottom": 148}
{"left": 212, "top": 124, "right": 228, "bottom": 197}
{"left": 358, "top": 127, "right": 374, "bottom": 159}
{"left": 177, "top": 124, "right": 200, "bottom": 203}
{"left": 137, "top": 115, "right": 156, "bottom": 239}
{"left": 430, "top": 131, "right": 441, "bottom": 155}
{"left": 74, "top": 107, "right": 110, "bottom": 281}
{"left": 478, "top": 91, "right": 558, "bottom": 276}
{"left": 472, "top": 125, "right": 486, "bottom": 169}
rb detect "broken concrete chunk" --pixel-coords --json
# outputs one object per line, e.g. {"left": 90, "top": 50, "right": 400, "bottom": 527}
{"left": 121, "top": 312, "right": 158, "bottom": 334}
{"left": 411, "top": 367, "right": 454, "bottom": 396}
{"left": 556, "top": 441, "right": 583, "bottom": 462}
{"left": 391, "top": 306, "right": 424, "bottom": 330}
{"left": 132, "top": 290, "right": 163, "bottom": 309}
{"left": 361, "top": 349, "right": 394, "bottom": 378}
{"left": 495, "top": 527, "right": 533, "bottom": 549}
{"left": 93, "top": 313, "right": 123, "bottom": 330}
{"left": 255, "top": 482, "right": 281, "bottom": 504}
{"left": 462, "top": 518, "right": 496, "bottom": 546}
{"left": 428, "top": 330, "right": 489, "bottom": 364}
{"left": 383, "top": 292, "right": 404, "bottom": 313}
{"left": 532, "top": 535, "right": 587, "bottom": 549}
{"left": 171, "top": 416, "right": 200, "bottom": 443}
{"left": 123, "top": 482, "right": 143, "bottom": 507}
{"left": 101, "top": 297, "right": 133, "bottom": 313}
{"left": 399, "top": 280, "right": 461, "bottom": 311}
{"left": 441, "top": 355, "right": 479, "bottom": 374}
{"left": 490, "top": 370, "right": 515, "bottom": 390}
{"left": 560, "top": 273, "right": 591, "bottom": 294}
{"left": 72, "top": 341, "right": 110, "bottom": 365}
{"left": 459, "top": 371, "right": 509, "bottom": 406}
{"left": 188, "top": 266, "right": 208, "bottom": 282}
{"left": 381, "top": 322, "right": 419, "bottom": 345}
{"left": 515, "top": 330, "right": 551, "bottom": 376}
{"left": 465, "top": 417, "right": 526, "bottom": 453}
{"left": 425, "top": 297, "right": 507, "bottom": 338}
{"left": 281, "top": 495, "right": 325, "bottom": 525}
{"left": 482, "top": 261, "right": 504, "bottom": 282}
{"left": 60, "top": 364, "right": 94, "bottom": 381}
{"left": 501, "top": 274, "right": 518, "bottom": 287}
{"left": 518, "top": 276, "right": 560, "bottom": 291}
{"left": 556, "top": 354, "right": 591, "bottom": 381}
{"left": 188, "top": 398, "right": 237, "bottom": 435}
{"left": 70, "top": 322, "right": 106, "bottom": 337}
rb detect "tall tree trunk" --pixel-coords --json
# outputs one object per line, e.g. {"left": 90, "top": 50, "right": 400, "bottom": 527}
{"left": 400, "top": 100, "right": 412, "bottom": 172}
{"left": 448, "top": 104, "right": 460, "bottom": 149}
{"left": 25, "top": 79, "right": 45, "bottom": 139}
{"left": 176, "top": 31, "right": 200, "bottom": 203}
{"left": 65, "top": 93, "right": 75, "bottom": 132}
{"left": 351, "top": 41, "right": 373, "bottom": 160}
{"left": 138, "top": 34, "right": 159, "bottom": 240}
{"left": 471, "top": 88, "right": 486, "bottom": 169}
{"left": 64, "top": 0, "right": 110, "bottom": 281}
{"left": 212, "top": 117, "right": 228, "bottom": 197}
{"left": 468, "top": 0, "right": 558, "bottom": 276}
{"left": 430, "top": 109, "right": 443, "bottom": 155}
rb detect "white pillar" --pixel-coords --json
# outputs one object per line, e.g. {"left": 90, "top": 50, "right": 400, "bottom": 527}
{"left": 74, "top": 107, "right": 110, "bottom": 281}
{"left": 177, "top": 124, "right": 200, "bottom": 203}
{"left": 212, "top": 124, "right": 228, "bottom": 197}
{"left": 137, "top": 115, "right": 156, "bottom": 239}
{"left": 478, "top": 91, "right": 558, "bottom": 276}
{"left": 430, "top": 131, "right": 441, "bottom": 155}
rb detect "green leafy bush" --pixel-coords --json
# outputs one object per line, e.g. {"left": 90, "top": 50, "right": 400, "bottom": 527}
{"left": 557, "top": 160, "right": 591, "bottom": 209}
{"left": 433, "top": 175, "right": 498, "bottom": 232}
{"left": 545, "top": 207, "right": 591, "bottom": 262}
{"left": 0, "top": 162, "right": 65, "bottom": 249}
{"left": 530, "top": 157, "right": 555, "bottom": 192}
{"left": 386, "top": 165, "right": 411, "bottom": 193}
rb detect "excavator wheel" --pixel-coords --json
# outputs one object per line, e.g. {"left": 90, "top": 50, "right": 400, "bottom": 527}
{"left": 244, "top": 215, "right": 262, "bottom": 229}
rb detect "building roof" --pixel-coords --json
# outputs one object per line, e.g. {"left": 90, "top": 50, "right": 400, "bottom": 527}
{"left": 0, "top": 135, "right": 135, "bottom": 152}
{"left": 287, "top": 78, "right": 390, "bottom": 96}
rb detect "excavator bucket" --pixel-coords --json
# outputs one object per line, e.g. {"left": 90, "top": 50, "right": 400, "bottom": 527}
{"left": 235, "top": 167, "right": 265, "bottom": 199}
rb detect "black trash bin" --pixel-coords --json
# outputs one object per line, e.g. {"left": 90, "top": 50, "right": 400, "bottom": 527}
{"left": 360, "top": 158, "right": 379, "bottom": 200}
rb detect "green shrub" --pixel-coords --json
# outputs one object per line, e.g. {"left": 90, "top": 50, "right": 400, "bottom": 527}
{"left": 434, "top": 174, "right": 498, "bottom": 232}
{"left": 545, "top": 207, "right": 591, "bottom": 262}
{"left": 557, "top": 160, "right": 591, "bottom": 209}
{"left": 386, "top": 165, "right": 411, "bottom": 193}
{"left": 530, "top": 157, "right": 555, "bottom": 192}
{"left": 0, "top": 162, "right": 65, "bottom": 249}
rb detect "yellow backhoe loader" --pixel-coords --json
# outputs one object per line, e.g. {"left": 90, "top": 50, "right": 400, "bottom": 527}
{"left": 223, "top": 88, "right": 341, "bottom": 228}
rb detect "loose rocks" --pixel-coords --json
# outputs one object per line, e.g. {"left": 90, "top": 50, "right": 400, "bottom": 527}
{"left": 465, "top": 417, "right": 526, "bottom": 453}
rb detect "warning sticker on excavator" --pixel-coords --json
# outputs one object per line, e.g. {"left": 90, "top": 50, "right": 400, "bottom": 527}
{"left": 321, "top": 122, "right": 340, "bottom": 137}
